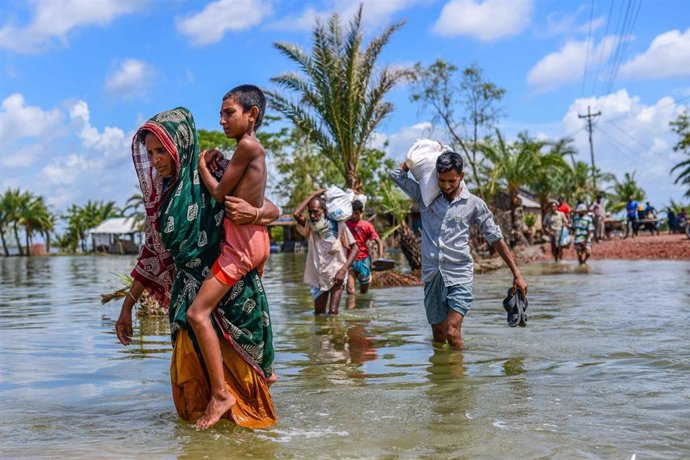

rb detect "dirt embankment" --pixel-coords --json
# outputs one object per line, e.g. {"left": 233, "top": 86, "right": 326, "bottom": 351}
{"left": 535, "top": 233, "right": 690, "bottom": 261}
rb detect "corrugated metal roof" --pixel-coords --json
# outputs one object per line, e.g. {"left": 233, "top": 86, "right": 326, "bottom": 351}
{"left": 88, "top": 217, "right": 139, "bottom": 234}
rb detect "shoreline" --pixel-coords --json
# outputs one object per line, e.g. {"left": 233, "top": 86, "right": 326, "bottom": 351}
{"left": 526, "top": 233, "right": 690, "bottom": 263}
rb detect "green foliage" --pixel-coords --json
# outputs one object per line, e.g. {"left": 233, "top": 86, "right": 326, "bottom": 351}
{"left": 269, "top": 123, "right": 341, "bottom": 208}
{"left": 609, "top": 171, "right": 645, "bottom": 214}
{"left": 198, "top": 129, "right": 236, "bottom": 154}
{"left": 123, "top": 191, "right": 145, "bottom": 232}
{"left": 523, "top": 213, "right": 537, "bottom": 228}
{"left": 410, "top": 60, "right": 505, "bottom": 194}
{"left": 63, "top": 200, "right": 122, "bottom": 252}
{"left": 267, "top": 5, "right": 408, "bottom": 191}
{"left": 670, "top": 111, "right": 690, "bottom": 197}
{"left": 375, "top": 180, "right": 412, "bottom": 239}
{"left": 0, "top": 188, "right": 55, "bottom": 256}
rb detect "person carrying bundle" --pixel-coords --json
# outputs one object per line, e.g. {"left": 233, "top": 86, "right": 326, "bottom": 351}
{"left": 390, "top": 143, "right": 527, "bottom": 349}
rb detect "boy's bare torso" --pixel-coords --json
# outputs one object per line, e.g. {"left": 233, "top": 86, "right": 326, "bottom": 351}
{"left": 230, "top": 137, "right": 266, "bottom": 209}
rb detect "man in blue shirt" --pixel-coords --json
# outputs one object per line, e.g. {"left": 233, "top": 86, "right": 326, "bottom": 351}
{"left": 625, "top": 195, "right": 639, "bottom": 238}
{"left": 390, "top": 151, "right": 527, "bottom": 350}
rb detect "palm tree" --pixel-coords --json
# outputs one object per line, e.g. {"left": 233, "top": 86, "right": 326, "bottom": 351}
{"left": 480, "top": 131, "right": 568, "bottom": 236}
{"left": 65, "top": 200, "right": 121, "bottom": 252}
{"left": 0, "top": 190, "right": 11, "bottom": 256}
{"left": 17, "top": 193, "right": 51, "bottom": 256}
{"left": 2, "top": 189, "right": 28, "bottom": 255}
{"left": 670, "top": 111, "right": 690, "bottom": 197}
{"left": 267, "top": 6, "right": 408, "bottom": 191}
{"left": 609, "top": 171, "right": 645, "bottom": 214}
{"left": 123, "top": 192, "right": 146, "bottom": 232}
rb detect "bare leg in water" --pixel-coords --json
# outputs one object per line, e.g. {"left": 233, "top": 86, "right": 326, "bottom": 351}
{"left": 187, "top": 276, "right": 235, "bottom": 429}
{"left": 431, "top": 310, "right": 465, "bottom": 350}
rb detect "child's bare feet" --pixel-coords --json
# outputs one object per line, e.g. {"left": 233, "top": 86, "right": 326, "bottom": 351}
{"left": 268, "top": 373, "right": 277, "bottom": 387}
{"left": 195, "top": 390, "right": 236, "bottom": 429}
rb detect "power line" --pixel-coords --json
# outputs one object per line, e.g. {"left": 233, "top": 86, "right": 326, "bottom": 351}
{"left": 580, "top": 0, "right": 596, "bottom": 98}
{"left": 599, "top": 94, "right": 690, "bottom": 125}
{"left": 590, "top": 0, "right": 617, "bottom": 97}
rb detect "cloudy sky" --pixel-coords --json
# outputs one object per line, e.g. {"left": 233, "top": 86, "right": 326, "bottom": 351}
{"left": 1, "top": 0, "right": 688, "bottom": 214}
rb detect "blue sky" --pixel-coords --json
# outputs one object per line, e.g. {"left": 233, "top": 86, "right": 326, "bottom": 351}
{"left": 1, "top": 0, "right": 689, "bottom": 214}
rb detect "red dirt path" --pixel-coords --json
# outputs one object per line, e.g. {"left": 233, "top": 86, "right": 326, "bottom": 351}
{"left": 536, "top": 233, "right": 690, "bottom": 261}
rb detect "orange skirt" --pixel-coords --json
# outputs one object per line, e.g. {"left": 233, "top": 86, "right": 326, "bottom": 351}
{"left": 170, "top": 328, "right": 276, "bottom": 429}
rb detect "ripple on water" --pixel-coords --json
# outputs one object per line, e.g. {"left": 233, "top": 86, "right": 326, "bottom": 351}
{"left": 1, "top": 256, "right": 689, "bottom": 458}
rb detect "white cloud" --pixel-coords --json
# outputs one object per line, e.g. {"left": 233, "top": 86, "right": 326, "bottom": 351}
{"left": 545, "top": 6, "right": 605, "bottom": 37}
{"left": 69, "top": 101, "right": 130, "bottom": 158}
{"left": 620, "top": 28, "right": 690, "bottom": 79}
{"left": 104, "top": 59, "right": 156, "bottom": 99}
{"left": 0, "top": 93, "right": 63, "bottom": 153}
{"left": 0, "top": 95, "right": 137, "bottom": 211}
{"left": 270, "top": 0, "right": 425, "bottom": 32}
{"left": 432, "top": 0, "right": 533, "bottom": 41}
{"left": 176, "top": 0, "right": 272, "bottom": 46}
{"left": 560, "top": 90, "right": 688, "bottom": 206}
{"left": 0, "top": 0, "right": 142, "bottom": 53}
{"left": 527, "top": 36, "right": 619, "bottom": 93}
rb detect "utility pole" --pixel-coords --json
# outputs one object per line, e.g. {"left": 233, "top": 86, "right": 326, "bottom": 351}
{"left": 578, "top": 105, "right": 601, "bottom": 192}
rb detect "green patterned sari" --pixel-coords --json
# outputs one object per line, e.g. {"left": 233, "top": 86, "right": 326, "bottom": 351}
{"left": 131, "top": 107, "right": 273, "bottom": 380}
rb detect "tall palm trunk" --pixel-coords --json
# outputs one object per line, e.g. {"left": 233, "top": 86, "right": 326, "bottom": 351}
{"left": 12, "top": 222, "right": 23, "bottom": 256}
{"left": 398, "top": 222, "right": 421, "bottom": 271}
{"left": 0, "top": 225, "right": 8, "bottom": 256}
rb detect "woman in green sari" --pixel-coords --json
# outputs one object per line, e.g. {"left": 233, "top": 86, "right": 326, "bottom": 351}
{"left": 115, "top": 107, "right": 278, "bottom": 428}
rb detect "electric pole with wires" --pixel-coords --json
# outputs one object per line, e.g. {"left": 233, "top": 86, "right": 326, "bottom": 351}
{"left": 579, "top": 105, "right": 602, "bottom": 193}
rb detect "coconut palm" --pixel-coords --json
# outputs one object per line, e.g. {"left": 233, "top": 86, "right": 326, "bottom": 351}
{"left": 1, "top": 189, "right": 29, "bottom": 255}
{"left": 609, "top": 171, "right": 645, "bottom": 214}
{"left": 65, "top": 200, "right": 121, "bottom": 252}
{"left": 480, "top": 131, "right": 568, "bottom": 236}
{"left": 0, "top": 189, "right": 12, "bottom": 256}
{"left": 17, "top": 193, "right": 51, "bottom": 255}
{"left": 267, "top": 6, "right": 408, "bottom": 191}
{"left": 670, "top": 111, "right": 690, "bottom": 197}
{"left": 123, "top": 192, "right": 146, "bottom": 232}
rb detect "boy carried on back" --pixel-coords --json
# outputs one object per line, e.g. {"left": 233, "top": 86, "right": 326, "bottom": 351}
{"left": 188, "top": 84, "right": 271, "bottom": 429}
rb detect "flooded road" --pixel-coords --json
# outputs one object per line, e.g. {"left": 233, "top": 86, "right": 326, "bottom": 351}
{"left": 1, "top": 255, "right": 689, "bottom": 458}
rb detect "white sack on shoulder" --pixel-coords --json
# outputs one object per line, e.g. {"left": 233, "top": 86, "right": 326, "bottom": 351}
{"left": 405, "top": 139, "right": 451, "bottom": 207}
{"left": 324, "top": 185, "right": 353, "bottom": 221}
{"left": 346, "top": 189, "right": 367, "bottom": 209}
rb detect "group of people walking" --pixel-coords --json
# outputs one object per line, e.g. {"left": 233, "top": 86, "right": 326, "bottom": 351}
{"left": 543, "top": 196, "right": 598, "bottom": 265}
{"left": 114, "top": 85, "right": 528, "bottom": 430}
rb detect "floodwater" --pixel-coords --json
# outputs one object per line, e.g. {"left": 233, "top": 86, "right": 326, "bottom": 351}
{"left": 1, "top": 254, "right": 689, "bottom": 459}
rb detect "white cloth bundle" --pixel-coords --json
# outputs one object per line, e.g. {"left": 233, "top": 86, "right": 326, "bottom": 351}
{"left": 324, "top": 185, "right": 353, "bottom": 221}
{"left": 405, "top": 139, "right": 451, "bottom": 206}
{"left": 346, "top": 189, "right": 367, "bottom": 209}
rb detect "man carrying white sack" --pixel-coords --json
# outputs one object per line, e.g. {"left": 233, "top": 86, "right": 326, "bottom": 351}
{"left": 390, "top": 146, "right": 527, "bottom": 350}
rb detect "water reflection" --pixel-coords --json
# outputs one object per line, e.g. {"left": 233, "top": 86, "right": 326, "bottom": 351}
{"left": 1, "top": 256, "right": 690, "bottom": 458}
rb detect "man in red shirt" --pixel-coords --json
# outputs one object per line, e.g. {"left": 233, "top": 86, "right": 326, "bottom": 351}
{"left": 557, "top": 196, "right": 572, "bottom": 223}
{"left": 346, "top": 200, "right": 384, "bottom": 294}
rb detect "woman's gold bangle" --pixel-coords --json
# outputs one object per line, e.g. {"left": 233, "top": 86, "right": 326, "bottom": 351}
{"left": 252, "top": 207, "right": 260, "bottom": 224}
{"left": 127, "top": 291, "right": 139, "bottom": 304}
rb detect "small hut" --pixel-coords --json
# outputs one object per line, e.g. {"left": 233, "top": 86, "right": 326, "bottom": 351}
{"left": 88, "top": 217, "right": 141, "bottom": 254}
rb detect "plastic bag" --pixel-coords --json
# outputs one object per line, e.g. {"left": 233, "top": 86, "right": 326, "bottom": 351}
{"left": 345, "top": 189, "right": 367, "bottom": 209}
{"left": 559, "top": 227, "right": 571, "bottom": 247}
{"left": 405, "top": 139, "right": 450, "bottom": 206}
{"left": 324, "top": 185, "right": 353, "bottom": 221}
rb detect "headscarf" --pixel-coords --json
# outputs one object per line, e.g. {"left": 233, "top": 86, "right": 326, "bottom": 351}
{"left": 130, "top": 107, "right": 273, "bottom": 379}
